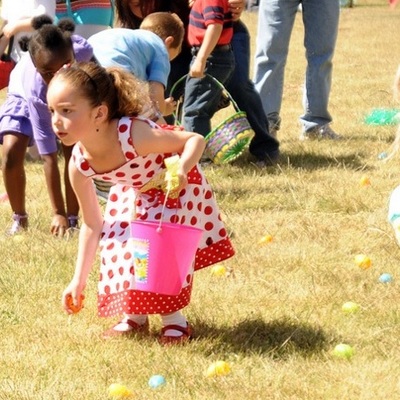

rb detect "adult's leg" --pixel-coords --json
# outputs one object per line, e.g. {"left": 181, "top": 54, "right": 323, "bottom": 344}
{"left": 227, "top": 20, "right": 279, "bottom": 163}
{"left": 2, "top": 133, "right": 29, "bottom": 223}
{"left": 300, "top": 0, "right": 340, "bottom": 132}
{"left": 253, "top": 0, "right": 299, "bottom": 132}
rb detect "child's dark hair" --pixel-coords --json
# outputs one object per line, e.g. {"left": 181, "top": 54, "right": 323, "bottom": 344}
{"left": 19, "top": 15, "right": 75, "bottom": 58}
{"left": 140, "top": 12, "right": 184, "bottom": 49}
{"left": 52, "top": 62, "right": 150, "bottom": 120}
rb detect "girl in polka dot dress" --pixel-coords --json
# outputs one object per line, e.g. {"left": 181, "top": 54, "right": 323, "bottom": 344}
{"left": 47, "top": 61, "right": 235, "bottom": 344}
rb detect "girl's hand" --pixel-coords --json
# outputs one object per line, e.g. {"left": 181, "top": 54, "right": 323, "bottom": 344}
{"left": 176, "top": 168, "right": 189, "bottom": 193}
{"left": 51, "top": 214, "right": 68, "bottom": 237}
{"left": 62, "top": 281, "right": 85, "bottom": 314}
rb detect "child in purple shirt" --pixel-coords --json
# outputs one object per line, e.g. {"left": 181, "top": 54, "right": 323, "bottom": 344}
{"left": 0, "top": 15, "right": 93, "bottom": 235}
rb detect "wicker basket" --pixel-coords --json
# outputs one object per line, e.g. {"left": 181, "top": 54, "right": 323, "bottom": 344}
{"left": 170, "top": 74, "right": 254, "bottom": 164}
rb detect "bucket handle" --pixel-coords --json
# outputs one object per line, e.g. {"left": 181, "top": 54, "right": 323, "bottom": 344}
{"left": 133, "top": 177, "right": 187, "bottom": 233}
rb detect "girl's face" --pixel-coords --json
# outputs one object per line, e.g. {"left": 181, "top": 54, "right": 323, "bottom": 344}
{"left": 33, "top": 48, "right": 75, "bottom": 85}
{"left": 127, "top": 0, "right": 143, "bottom": 17}
{"left": 47, "top": 77, "right": 97, "bottom": 147}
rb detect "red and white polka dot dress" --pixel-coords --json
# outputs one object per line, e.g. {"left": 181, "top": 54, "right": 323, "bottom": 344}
{"left": 72, "top": 117, "right": 235, "bottom": 318}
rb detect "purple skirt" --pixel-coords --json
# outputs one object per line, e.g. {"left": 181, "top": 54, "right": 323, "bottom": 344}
{"left": 0, "top": 94, "right": 35, "bottom": 147}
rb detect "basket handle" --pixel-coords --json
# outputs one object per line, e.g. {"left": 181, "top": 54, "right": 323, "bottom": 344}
{"left": 169, "top": 73, "right": 241, "bottom": 124}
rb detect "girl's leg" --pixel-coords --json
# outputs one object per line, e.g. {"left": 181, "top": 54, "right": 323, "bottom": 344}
{"left": 160, "top": 311, "right": 192, "bottom": 345}
{"left": 102, "top": 314, "right": 149, "bottom": 339}
{"left": 61, "top": 143, "right": 80, "bottom": 228}
{"left": 41, "top": 151, "right": 69, "bottom": 235}
{"left": 2, "top": 132, "right": 29, "bottom": 232}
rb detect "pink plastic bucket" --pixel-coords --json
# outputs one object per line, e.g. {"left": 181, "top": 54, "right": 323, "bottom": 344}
{"left": 130, "top": 220, "right": 203, "bottom": 295}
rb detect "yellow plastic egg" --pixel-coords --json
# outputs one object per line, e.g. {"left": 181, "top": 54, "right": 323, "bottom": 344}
{"left": 354, "top": 254, "right": 371, "bottom": 270}
{"left": 108, "top": 383, "right": 132, "bottom": 398}
{"left": 211, "top": 264, "right": 227, "bottom": 277}
{"left": 259, "top": 234, "right": 273, "bottom": 245}
{"left": 206, "top": 361, "right": 231, "bottom": 377}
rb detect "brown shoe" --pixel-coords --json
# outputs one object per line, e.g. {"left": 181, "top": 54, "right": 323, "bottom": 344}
{"left": 159, "top": 324, "right": 193, "bottom": 346}
{"left": 102, "top": 318, "right": 149, "bottom": 339}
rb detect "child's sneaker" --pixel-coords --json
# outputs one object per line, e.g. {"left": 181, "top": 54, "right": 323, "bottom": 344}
{"left": 67, "top": 215, "right": 79, "bottom": 229}
{"left": 8, "top": 213, "right": 28, "bottom": 235}
{"left": 66, "top": 215, "right": 80, "bottom": 238}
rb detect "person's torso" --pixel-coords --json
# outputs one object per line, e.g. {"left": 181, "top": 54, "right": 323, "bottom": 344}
{"left": 188, "top": 0, "right": 233, "bottom": 47}
{"left": 88, "top": 28, "right": 169, "bottom": 85}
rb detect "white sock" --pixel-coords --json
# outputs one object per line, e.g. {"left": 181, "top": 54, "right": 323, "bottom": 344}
{"left": 113, "top": 314, "right": 148, "bottom": 332}
{"left": 161, "top": 311, "right": 187, "bottom": 337}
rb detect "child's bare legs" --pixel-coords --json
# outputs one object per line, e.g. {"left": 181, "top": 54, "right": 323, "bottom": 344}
{"left": 2, "top": 132, "right": 29, "bottom": 232}
{"left": 103, "top": 311, "right": 192, "bottom": 344}
{"left": 41, "top": 151, "right": 68, "bottom": 235}
{"left": 160, "top": 311, "right": 192, "bottom": 345}
{"left": 102, "top": 313, "right": 149, "bottom": 339}
{"left": 61, "top": 143, "right": 80, "bottom": 228}
{"left": 113, "top": 314, "right": 148, "bottom": 331}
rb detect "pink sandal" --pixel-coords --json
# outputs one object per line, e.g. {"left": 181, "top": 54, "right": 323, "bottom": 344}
{"left": 102, "top": 318, "right": 149, "bottom": 339}
{"left": 159, "top": 324, "right": 193, "bottom": 346}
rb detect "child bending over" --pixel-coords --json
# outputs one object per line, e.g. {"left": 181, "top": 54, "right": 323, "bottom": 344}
{"left": 48, "top": 62, "right": 235, "bottom": 344}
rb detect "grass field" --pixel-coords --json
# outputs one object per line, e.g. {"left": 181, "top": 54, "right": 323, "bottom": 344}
{"left": 1, "top": 1, "right": 400, "bottom": 399}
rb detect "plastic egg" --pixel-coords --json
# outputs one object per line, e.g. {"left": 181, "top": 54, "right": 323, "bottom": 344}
{"left": 354, "top": 254, "right": 372, "bottom": 270}
{"left": 108, "top": 383, "right": 132, "bottom": 398}
{"left": 379, "top": 273, "right": 393, "bottom": 283}
{"left": 359, "top": 175, "right": 371, "bottom": 186}
{"left": 66, "top": 294, "right": 85, "bottom": 314}
{"left": 341, "top": 301, "right": 360, "bottom": 314}
{"left": 211, "top": 265, "right": 227, "bottom": 277}
{"left": 259, "top": 234, "right": 273, "bottom": 245}
{"left": 206, "top": 361, "right": 231, "bottom": 377}
{"left": 148, "top": 374, "right": 166, "bottom": 389}
{"left": 332, "top": 343, "right": 354, "bottom": 360}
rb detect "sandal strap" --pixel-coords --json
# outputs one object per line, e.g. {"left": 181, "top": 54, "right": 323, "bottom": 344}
{"left": 161, "top": 324, "right": 190, "bottom": 336}
{"left": 125, "top": 319, "right": 146, "bottom": 330}
{"left": 12, "top": 213, "right": 28, "bottom": 222}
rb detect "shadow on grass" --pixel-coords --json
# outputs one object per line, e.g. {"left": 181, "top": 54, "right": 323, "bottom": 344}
{"left": 216, "top": 150, "right": 369, "bottom": 173}
{"left": 194, "top": 316, "right": 334, "bottom": 359}
{"left": 278, "top": 152, "right": 368, "bottom": 171}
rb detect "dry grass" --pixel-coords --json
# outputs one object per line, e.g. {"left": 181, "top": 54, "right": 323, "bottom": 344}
{"left": 1, "top": 1, "right": 400, "bottom": 399}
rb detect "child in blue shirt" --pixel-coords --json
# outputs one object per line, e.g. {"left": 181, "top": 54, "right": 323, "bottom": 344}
{"left": 88, "top": 12, "right": 184, "bottom": 118}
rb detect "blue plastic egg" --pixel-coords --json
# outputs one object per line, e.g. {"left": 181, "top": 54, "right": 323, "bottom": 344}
{"left": 148, "top": 374, "right": 166, "bottom": 389}
{"left": 379, "top": 273, "right": 393, "bottom": 283}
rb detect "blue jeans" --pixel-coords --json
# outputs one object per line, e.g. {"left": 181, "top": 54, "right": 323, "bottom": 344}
{"left": 183, "top": 48, "right": 235, "bottom": 137}
{"left": 253, "top": 0, "right": 340, "bottom": 133}
{"left": 227, "top": 21, "right": 279, "bottom": 161}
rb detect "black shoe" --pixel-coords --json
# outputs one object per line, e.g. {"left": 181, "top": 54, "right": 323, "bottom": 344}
{"left": 253, "top": 150, "right": 280, "bottom": 167}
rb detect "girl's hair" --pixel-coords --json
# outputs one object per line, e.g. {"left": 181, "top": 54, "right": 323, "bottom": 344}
{"left": 53, "top": 61, "right": 151, "bottom": 120}
{"left": 140, "top": 12, "right": 184, "bottom": 49}
{"left": 114, "top": 0, "right": 190, "bottom": 29}
{"left": 19, "top": 15, "right": 75, "bottom": 58}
